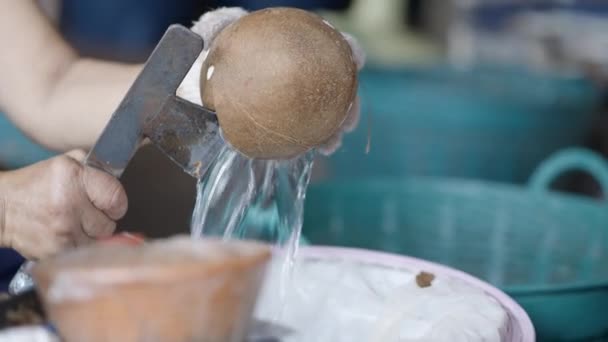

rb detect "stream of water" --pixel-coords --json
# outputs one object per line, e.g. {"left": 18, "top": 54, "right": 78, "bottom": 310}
{"left": 190, "top": 144, "right": 314, "bottom": 320}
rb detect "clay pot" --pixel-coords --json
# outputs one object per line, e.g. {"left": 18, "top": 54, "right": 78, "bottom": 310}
{"left": 32, "top": 236, "right": 271, "bottom": 342}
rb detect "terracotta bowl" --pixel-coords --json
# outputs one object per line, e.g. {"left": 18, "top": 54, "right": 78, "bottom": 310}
{"left": 32, "top": 236, "right": 271, "bottom": 342}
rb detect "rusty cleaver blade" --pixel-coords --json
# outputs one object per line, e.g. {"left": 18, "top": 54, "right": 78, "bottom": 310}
{"left": 85, "top": 24, "right": 223, "bottom": 179}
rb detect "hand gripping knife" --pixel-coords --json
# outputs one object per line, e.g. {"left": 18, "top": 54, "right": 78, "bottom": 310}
{"left": 10, "top": 24, "right": 223, "bottom": 295}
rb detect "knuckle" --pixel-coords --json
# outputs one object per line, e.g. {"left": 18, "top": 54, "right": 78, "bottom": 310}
{"left": 48, "top": 157, "right": 83, "bottom": 209}
{"left": 69, "top": 149, "right": 87, "bottom": 161}
{"left": 49, "top": 156, "right": 78, "bottom": 177}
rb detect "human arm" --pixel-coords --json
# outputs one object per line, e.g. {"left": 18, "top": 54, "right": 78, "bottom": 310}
{"left": 0, "top": 0, "right": 142, "bottom": 152}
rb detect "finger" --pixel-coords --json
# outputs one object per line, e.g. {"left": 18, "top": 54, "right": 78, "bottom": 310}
{"left": 65, "top": 149, "right": 87, "bottom": 163}
{"left": 80, "top": 204, "right": 116, "bottom": 239}
{"left": 316, "top": 31, "right": 364, "bottom": 157}
{"left": 82, "top": 167, "right": 128, "bottom": 220}
{"left": 342, "top": 96, "right": 361, "bottom": 133}
{"left": 179, "top": 8, "right": 249, "bottom": 106}
{"left": 318, "top": 131, "right": 343, "bottom": 156}
{"left": 341, "top": 32, "right": 366, "bottom": 71}
{"left": 191, "top": 7, "right": 249, "bottom": 49}
{"left": 317, "top": 96, "right": 360, "bottom": 156}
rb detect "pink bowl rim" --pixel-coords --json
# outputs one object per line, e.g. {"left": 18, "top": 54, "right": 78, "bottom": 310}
{"left": 293, "top": 245, "right": 536, "bottom": 342}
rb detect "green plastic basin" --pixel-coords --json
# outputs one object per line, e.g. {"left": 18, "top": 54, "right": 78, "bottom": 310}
{"left": 304, "top": 148, "right": 608, "bottom": 341}
{"left": 320, "top": 65, "right": 601, "bottom": 183}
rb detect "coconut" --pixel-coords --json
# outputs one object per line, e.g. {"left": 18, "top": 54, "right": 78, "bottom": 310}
{"left": 200, "top": 7, "right": 358, "bottom": 159}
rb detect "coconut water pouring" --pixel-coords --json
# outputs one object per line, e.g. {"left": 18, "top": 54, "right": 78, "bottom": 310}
{"left": 180, "top": 7, "right": 364, "bottom": 321}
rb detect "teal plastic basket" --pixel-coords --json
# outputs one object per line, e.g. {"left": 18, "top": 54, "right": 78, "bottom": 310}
{"left": 321, "top": 65, "right": 601, "bottom": 183}
{"left": 304, "top": 148, "right": 608, "bottom": 341}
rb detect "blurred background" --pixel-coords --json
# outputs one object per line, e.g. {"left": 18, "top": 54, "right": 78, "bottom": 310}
{"left": 2, "top": 0, "right": 608, "bottom": 340}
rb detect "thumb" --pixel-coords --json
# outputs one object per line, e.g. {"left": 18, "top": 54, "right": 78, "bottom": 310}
{"left": 81, "top": 166, "right": 128, "bottom": 221}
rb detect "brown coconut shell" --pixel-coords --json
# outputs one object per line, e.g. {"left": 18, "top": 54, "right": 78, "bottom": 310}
{"left": 32, "top": 236, "right": 270, "bottom": 342}
{"left": 200, "top": 7, "right": 358, "bottom": 159}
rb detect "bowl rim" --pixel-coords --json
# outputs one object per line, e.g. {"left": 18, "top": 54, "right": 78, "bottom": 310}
{"left": 294, "top": 245, "right": 536, "bottom": 342}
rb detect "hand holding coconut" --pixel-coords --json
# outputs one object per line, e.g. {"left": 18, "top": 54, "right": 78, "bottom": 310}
{"left": 178, "top": 7, "right": 365, "bottom": 159}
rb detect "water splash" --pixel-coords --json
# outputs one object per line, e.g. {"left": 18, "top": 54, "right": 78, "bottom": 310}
{"left": 191, "top": 144, "right": 314, "bottom": 320}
